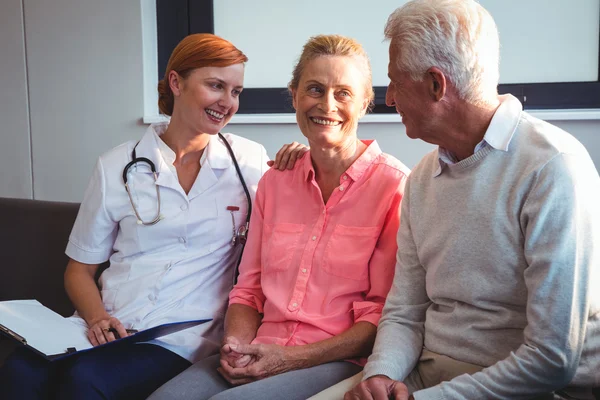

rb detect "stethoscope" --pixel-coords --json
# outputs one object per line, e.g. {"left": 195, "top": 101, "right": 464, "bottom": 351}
{"left": 122, "top": 133, "right": 252, "bottom": 280}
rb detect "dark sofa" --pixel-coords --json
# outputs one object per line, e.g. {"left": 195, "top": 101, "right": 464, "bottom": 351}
{"left": 0, "top": 197, "right": 108, "bottom": 365}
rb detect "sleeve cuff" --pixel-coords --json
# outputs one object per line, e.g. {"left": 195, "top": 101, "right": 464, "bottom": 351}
{"left": 65, "top": 240, "right": 111, "bottom": 265}
{"left": 362, "top": 362, "right": 401, "bottom": 381}
{"left": 353, "top": 301, "right": 383, "bottom": 326}
{"left": 413, "top": 385, "right": 444, "bottom": 400}
{"left": 229, "top": 296, "right": 264, "bottom": 314}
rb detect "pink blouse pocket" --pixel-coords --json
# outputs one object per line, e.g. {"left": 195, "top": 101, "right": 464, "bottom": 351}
{"left": 262, "top": 223, "right": 305, "bottom": 273}
{"left": 324, "top": 225, "right": 380, "bottom": 280}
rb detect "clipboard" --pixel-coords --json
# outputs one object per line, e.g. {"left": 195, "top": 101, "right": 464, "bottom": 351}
{"left": 0, "top": 300, "right": 210, "bottom": 361}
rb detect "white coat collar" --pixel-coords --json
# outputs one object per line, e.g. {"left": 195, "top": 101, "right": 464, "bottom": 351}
{"left": 134, "top": 123, "right": 234, "bottom": 173}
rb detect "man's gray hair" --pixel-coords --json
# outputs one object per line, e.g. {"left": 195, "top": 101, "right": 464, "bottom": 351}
{"left": 385, "top": 0, "right": 500, "bottom": 106}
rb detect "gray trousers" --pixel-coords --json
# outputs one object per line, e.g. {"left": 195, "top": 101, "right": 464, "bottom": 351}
{"left": 147, "top": 354, "right": 363, "bottom": 400}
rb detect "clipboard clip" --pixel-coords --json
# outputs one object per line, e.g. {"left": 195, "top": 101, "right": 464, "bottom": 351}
{"left": 0, "top": 324, "right": 27, "bottom": 345}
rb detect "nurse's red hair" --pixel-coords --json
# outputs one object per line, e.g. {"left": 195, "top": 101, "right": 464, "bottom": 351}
{"left": 158, "top": 33, "right": 248, "bottom": 115}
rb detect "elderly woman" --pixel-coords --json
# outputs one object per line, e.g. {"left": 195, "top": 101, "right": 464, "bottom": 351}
{"left": 149, "top": 34, "right": 410, "bottom": 400}
{"left": 0, "top": 33, "right": 305, "bottom": 400}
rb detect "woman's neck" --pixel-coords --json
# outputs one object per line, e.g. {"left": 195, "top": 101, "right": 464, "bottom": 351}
{"left": 161, "top": 116, "right": 211, "bottom": 166}
{"left": 310, "top": 137, "right": 367, "bottom": 203}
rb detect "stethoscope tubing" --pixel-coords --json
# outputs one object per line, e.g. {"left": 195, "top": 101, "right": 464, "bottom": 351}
{"left": 122, "top": 132, "right": 252, "bottom": 281}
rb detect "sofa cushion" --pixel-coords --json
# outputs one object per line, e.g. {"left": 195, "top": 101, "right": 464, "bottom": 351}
{"left": 0, "top": 197, "right": 81, "bottom": 317}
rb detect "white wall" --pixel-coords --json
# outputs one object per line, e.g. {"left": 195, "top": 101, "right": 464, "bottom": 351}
{"left": 23, "top": 0, "right": 148, "bottom": 201}
{"left": 0, "top": 0, "right": 32, "bottom": 198}
{"left": 0, "top": 1, "right": 599, "bottom": 203}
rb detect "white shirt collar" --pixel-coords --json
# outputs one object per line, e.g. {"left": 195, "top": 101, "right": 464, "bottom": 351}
{"left": 205, "top": 133, "right": 233, "bottom": 170}
{"left": 136, "top": 122, "right": 233, "bottom": 172}
{"left": 434, "top": 94, "right": 523, "bottom": 176}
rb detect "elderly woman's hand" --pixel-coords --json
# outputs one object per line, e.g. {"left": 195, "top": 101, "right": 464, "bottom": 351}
{"left": 217, "top": 343, "right": 303, "bottom": 385}
{"left": 267, "top": 142, "right": 309, "bottom": 170}
{"left": 220, "top": 336, "right": 254, "bottom": 369}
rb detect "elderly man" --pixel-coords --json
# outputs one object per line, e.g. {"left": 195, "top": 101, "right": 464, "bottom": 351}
{"left": 312, "top": 0, "right": 600, "bottom": 399}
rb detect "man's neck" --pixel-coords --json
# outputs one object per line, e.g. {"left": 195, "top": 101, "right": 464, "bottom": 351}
{"left": 436, "top": 97, "right": 501, "bottom": 161}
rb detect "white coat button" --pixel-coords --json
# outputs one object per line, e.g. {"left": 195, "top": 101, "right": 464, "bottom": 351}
{"left": 179, "top": 237, "right": 186, "bottom": 243}
{"left": 148, "top": 294, "right": 154, "bottom": 301}
{"left": 181, "top": 204, "right": 188, "bottom": 211}
{"left": 311, "top": 236, "right": 317, "bottom": 241}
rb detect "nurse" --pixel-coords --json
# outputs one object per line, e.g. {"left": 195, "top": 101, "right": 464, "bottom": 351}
{"left": 0, "top": 33, "right": 305, "bottom": 400}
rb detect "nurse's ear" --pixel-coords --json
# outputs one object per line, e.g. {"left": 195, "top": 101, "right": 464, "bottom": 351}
{"left": 168, "top": 70, "right": 184, "bottom": 97}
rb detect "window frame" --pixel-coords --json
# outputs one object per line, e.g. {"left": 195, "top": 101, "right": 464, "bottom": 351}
{"left": 156, "top": 0, "right": 600, "bottom": 115}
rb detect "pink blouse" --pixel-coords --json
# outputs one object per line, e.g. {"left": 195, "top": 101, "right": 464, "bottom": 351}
{"left": 229, "top": 140, "right": 409, "bottom": 348}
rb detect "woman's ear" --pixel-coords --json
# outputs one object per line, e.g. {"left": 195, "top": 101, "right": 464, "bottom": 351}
{"left": 360, "top": 98, "right": 371, "bottom": 118}
{"left": 291, "top": 88, "right": 298, "bottom": 110}
{"left": 168, "top": 70, "right": 183, "bottom": 97}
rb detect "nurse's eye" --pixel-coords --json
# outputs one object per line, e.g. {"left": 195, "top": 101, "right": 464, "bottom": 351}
{"left": 232, "top": 88, "right": 243, "bottom": 97}
{"left": 209, "top": 82, "right": 223, "bottom": 90}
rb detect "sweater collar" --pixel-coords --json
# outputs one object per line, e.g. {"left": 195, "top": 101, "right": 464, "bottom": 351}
{"left": 434, "top": 94, "right": 523, "bottom": 177}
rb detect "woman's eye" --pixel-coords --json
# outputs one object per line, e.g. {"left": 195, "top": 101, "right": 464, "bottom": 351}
{"left": 338, "top": 91, "right": 351, "bottom": 98}
{"left": 307, "top": 86, "right": 322, "bottom": 94}
{"left": 232, "top": 89, "right": 242, "bottom": 97}
{"left": 210, "top": 83, "right": 223, "bottom": 90}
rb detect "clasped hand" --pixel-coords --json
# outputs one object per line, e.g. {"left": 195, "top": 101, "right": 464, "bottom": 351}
{"left": 344, "top": 375, "right": 411, "bottom": 400}
{"left": 218, "top": 336, "right": 294, "bottom": 386}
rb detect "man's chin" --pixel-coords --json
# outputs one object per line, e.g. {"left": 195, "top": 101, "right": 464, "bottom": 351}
{"left": 404, "top": 127, "right": 420, "bottom": 140}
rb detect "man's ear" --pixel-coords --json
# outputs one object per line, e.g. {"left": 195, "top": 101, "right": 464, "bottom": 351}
{"left": 168, "top": 70, "right": 183, "bottom": 96}
{"left": 427, "top": 67, "right": 446, "bottom": 101}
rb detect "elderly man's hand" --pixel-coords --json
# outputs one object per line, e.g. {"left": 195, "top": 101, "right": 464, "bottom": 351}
{"left": 344, "top": 375, "right": 411, "bottom": 400}
{"left": 218, "top": 343, "right": 300, "bottom": 386}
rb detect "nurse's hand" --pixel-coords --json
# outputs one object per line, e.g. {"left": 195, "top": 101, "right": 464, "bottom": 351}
{"left": 87, "top": 316, "right": 129, "bottom": 346}
{"left": 267, "top": 142, "right": 309, "bottom": 170}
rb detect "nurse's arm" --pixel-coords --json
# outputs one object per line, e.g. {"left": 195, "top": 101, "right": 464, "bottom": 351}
{"left": 64, "top": 258, "right": 128, "bottom": 345}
